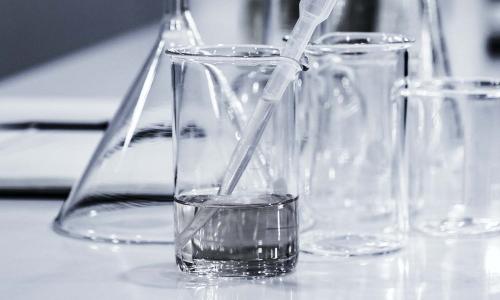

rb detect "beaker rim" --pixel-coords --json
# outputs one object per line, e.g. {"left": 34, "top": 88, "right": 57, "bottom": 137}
{"left": 398, "top": 77, "right": 500, "bottom": 100}
{"left": 307, "top": 32, "right": 413, "bottom": 55}
{"left": 166, "top": 44, "right": 302, "bottom": 68}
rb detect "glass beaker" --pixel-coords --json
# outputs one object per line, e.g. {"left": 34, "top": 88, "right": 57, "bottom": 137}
{"left": 168, "top": 45, "right": 301, "bottom": 277}
{"left": 396, "top": 78, "right": 500, "bottom": 237}
{"left": 53, "top": 0, "right": 201, "bottom": 244}
{"left": 299, "top": 33, "right": 412, "bottom": 256}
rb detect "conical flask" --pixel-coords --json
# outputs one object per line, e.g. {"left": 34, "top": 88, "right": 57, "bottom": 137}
{"left": 53, "top": 0, "right": 202, "bottom": 244}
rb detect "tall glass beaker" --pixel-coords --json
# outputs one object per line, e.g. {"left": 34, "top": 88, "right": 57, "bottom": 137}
{"left": 53, "top": 0, "right": 201, "bottom": 244}
{"left": 169, "top": 45, "right": 301, "bottom": 277}
{"left": 299, "top": 33, "right": 412, "bottom": 256}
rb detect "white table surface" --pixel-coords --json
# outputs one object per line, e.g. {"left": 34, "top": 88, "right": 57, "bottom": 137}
{"left": 1, "top": 200, "right": 499, "bottom": 300}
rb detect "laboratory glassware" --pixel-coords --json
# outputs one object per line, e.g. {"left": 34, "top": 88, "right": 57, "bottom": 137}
{"left": 418, "top": 0, "right": 451, "bottom": 78}
{"left": 170, "top": 45, "right": 301, "bottom": 277}
{"left": 315, "top": 0, "right": 441, "bottom": 76}
{"left": 299, "top": 33, "right": 412, "bottom": 256}
{"left": 260, "top": 0, "right": 417, "bottom": 44}
{"left": 53, "top": 0, "right": 201, "bottom": 244}
{"left": 406, "top": 0, "right": 456, "bottom": 216}
{"left": 261, "top": 0, "right": 450, "bottom": 78}
{"left": 396, "top": 78, "right": 500, "bottom": 237}
{"left": 316, "top": 0, "right": 449, "bottom": 79}
{"left": 319, "top": 0, "right": 413, "bottom": 34}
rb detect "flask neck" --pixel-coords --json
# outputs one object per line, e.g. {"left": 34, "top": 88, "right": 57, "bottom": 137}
{"left": 160, "top": 0, "right": 202, "bottom": 47}
{"left": 164, "top": 0, "right": 188, "bottom": 16}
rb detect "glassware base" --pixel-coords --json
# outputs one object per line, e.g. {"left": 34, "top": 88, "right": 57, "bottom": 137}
{"left": 415, "top": 217, "right": 500, "bottom": 237}
{"left": 54, "top": 201, "right": 174, "bottom": 244}
{"left": 175, "top": 255, "right": 298, "bottom": 278}
{"left": 300, "top": 231, "right": 403, "bottom": 257}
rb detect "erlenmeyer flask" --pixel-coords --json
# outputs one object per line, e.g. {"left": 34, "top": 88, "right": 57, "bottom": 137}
{"left": 53, "top": 0, "right": 202, "bottom": 244}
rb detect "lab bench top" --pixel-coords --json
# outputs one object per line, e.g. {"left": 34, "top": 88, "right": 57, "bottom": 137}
{"left": 1, "top": 199, "right": 499, "bottom": 300}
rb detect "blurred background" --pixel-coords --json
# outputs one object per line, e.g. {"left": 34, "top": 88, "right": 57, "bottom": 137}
{"left": 0, "top": 0, "right": 163, "bottom": 79}
{"left": 0, "top": 0, "right": 499, "bottom": 197}
{"left": 1, "top": 0, "right": 499, "bottom": 79}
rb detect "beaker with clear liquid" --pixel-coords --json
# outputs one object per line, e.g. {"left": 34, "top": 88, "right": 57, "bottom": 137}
{"left": 169, "top": 45, "right": 301, "bottom": 277}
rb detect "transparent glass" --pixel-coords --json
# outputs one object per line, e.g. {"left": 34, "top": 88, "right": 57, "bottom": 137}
{"left": 262, "top": 0, "right": 448, "bottom": 79}
{"left": 261, "top": 0, "right": 418, "bottom": 45}
{"left": 417, "top": 0, "right": 451, "bottom": 78}
{"left": 299, "top": 33, "right": 411, "bottom": 256}
{"left": 397, "top": 78, "right": 500, "bottom": 237}
{"left": 169, "top": 45, "right": 301, "bottom": 277}
{"left": 318, "top": 0, "right": 450, "bottom": 79}
{"left": 53, "top": 0, "right": 201, "bottom": 244}
{"left": 318, "top": 0, "right": 416, "bottom": 34}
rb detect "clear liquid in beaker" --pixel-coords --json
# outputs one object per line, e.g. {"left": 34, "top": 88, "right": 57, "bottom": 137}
{"left": 175, "top": 194, "right": 298, "bottom": 277}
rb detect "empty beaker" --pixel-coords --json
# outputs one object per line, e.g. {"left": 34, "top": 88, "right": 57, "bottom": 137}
{"left": 397, "top": 78, "right": 500, "bottom": 237}
{"left": 53, "top": 0, "right": 201, "bottom": 244}
{"left": 299, "top": 33, "right": 412, "bottom": 256}
{"left": 169, "top": 45, "right": 301, "bottom": 277}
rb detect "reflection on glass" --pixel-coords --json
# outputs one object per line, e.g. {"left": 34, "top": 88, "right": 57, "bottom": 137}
{"left": 124, "top": 262, "right": 296, "bottom": 299}
{"left": 413, "top": 237, "right": 493, "bottom": 299}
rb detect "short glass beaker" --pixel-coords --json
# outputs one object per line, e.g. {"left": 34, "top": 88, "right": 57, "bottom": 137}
{"left": 168, "top": 45, "right": 301, "bottom": 276}
{"left": 299, "top": 33, "right": 412, "bottom": 256}
{"left": 396, "top": 78, "right": 500, "bottom": 237}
